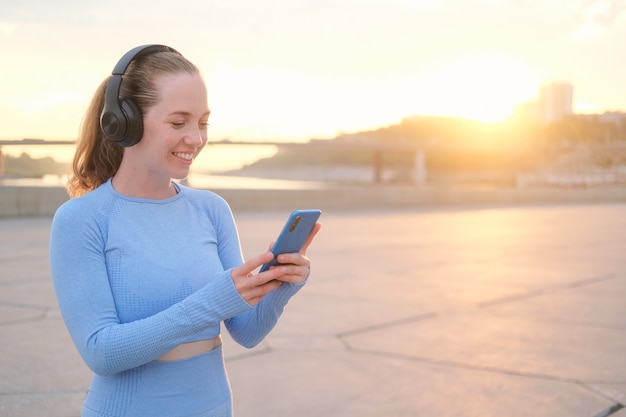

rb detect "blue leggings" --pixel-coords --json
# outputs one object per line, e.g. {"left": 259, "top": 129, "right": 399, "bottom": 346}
{"left": 82, "top": 345, "right": 232, "bottom": 417}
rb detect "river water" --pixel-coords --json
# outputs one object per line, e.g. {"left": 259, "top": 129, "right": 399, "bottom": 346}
{"left": 0, "top": 143, "right": 326, "bottom": 190}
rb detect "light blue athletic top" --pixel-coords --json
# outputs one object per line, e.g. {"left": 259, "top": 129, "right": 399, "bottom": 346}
{"left": 49, "top": 179, "right": 306, "bottom": 416}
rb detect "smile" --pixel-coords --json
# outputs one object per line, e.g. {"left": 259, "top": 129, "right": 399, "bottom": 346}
{"left": 173, "top": 152, "right": 194, "bottom": 161}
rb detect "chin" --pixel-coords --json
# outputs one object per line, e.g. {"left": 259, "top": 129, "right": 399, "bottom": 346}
{"left": 171, "top": 169, "right": 191, "bottom": 180}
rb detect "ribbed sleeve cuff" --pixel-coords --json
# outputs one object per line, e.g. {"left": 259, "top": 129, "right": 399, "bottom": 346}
{"left": 183, "top": 269, "right": 252, "bottom": 328}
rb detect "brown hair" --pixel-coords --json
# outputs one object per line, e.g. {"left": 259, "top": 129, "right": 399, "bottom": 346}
{"left": 66, "top": 51, "right": 199, "bottom": 197}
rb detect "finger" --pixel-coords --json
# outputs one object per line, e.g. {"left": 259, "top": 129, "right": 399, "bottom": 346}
{"left": 245, "top": 279, "right": 282, "bottom": 305}
{"left": 300, "top": 222, "right": 322, "bottom": 254}
{"left": 275, "top": 252, "right": 309, "bottom": 267}
{"left": 232, "top": 252, "right": 274, "bottom": 278}
{"left": 270, "top": 264, "right": 310, "bottom": 284}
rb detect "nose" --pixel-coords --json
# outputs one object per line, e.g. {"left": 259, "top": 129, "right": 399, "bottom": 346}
{"left": 184, "top": 127, "right": 206, "bottom": 147}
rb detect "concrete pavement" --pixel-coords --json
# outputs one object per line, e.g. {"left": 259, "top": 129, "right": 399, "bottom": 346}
{"left": 1, "top": 203, "right": 625, "bottom": 417}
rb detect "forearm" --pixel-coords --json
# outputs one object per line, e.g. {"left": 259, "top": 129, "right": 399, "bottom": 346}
{"left": 59, "top": 270, "right": 251, "bottom": 376}
{"left": 224, "top": 279, "right": 307, "bottom": 348}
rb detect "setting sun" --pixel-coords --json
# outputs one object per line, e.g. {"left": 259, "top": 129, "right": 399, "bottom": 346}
{"left": 1, "top": 0, "right": 625, "bottom": 146}
{"left": 204, "top": 53, "right": 543, "bottom": 142}
{"left": 412, "top": 53, "right": 542, "bottom": 122}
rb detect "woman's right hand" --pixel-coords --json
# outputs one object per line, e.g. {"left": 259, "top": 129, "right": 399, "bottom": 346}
{"left": 230, "top": 252, "right": 283, "bottom": 306}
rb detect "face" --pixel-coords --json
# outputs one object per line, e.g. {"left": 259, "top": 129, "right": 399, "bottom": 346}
{"left": 128, "top": 72, "right": 210, "bottom": 182}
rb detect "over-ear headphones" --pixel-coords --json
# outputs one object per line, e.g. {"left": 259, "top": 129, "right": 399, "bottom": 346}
{"left": 100, "top": 44, "right": 180, "bottom": 147}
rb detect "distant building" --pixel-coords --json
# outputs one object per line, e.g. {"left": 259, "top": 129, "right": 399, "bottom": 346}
{"left": 577, "top": 111, "right": 626, "bottom": 142}
{"left": 538, "top": 82, "right": 573, "bottom": 124}
{"left": 597, "top": 111, "right": 626, "bottom": 128}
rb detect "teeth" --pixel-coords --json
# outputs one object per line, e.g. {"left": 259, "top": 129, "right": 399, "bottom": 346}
{"left": 174, "top": 152, "right": 193, "bottom": 161}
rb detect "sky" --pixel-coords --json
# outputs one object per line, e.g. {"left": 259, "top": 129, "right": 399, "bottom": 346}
{"left": 1, "top": 0, "right": 626, "bottom": 143}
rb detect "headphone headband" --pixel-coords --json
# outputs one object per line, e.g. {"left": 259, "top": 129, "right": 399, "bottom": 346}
{"left": 100, "top": 44, "right": 180, "bottom": 147}
{"left": 111, "top": 44, "right": 179, "bottom": 75}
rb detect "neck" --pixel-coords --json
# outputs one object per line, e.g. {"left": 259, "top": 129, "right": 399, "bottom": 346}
{"left": 111, "top": 174, "right": 178, "bottom": 200}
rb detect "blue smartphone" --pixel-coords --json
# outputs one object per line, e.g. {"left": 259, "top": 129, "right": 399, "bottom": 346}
{"left": 259, "top": 209, "right": 321, "bottom": 272}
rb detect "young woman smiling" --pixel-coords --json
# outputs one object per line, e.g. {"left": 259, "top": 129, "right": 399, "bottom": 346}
{"left": 49, "top": 45, "right": 320, "bottom": 417}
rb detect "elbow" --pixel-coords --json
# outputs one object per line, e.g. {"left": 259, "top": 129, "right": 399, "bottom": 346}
{"left": 78, "top": 343, "right": 120, "bottom": 376}
{"left": 80, "top": 348, "right": 120, "bottom": 376}
{"left": 230, "top": 333, "right": 264, "bottom": 349}
{"left": 240, "top": 339, "right": 262, "bottom": 349}
{"left": 83, "top": 357, "right": 117, "bottom": 377}
{"left": 76, "top": 330, "right": 126, "bottom": 376}
{"left": 91, "top": 367, "right": 117, "bottom": 377}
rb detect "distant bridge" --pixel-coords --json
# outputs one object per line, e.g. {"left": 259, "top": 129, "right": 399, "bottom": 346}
{"left": 0, "top": 138, "right": 426, "bottom": 184}
{"left": 5, "top": 138, "right": 626, "bottom": 185}
{"left": 0, "top": 139, "right": 76, "bottom": 145}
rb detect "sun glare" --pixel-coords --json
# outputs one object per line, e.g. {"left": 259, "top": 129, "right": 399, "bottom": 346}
{"left": 415, "top": 54, "right": 542, "bottom": 122}
{"left": 203, "top": 54, "right": 543, "bottom": 146}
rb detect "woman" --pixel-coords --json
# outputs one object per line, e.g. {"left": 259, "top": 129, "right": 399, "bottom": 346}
{"left": 49, "top": 45, "right": 320, "bottom": 417}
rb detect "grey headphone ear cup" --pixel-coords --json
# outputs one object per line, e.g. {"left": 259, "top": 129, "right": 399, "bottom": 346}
{"left": 117, "top": 98, "right": 143, "bottom": 147}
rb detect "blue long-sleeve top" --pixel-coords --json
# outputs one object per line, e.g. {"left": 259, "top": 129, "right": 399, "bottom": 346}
{"left": 49, "top": 179, "right": 305, "bottom": 377}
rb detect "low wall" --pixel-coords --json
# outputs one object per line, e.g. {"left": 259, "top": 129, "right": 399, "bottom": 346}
{"left": 0, "top": 186, "right": 70, "bottom": 217}
{"left": 2, "top": 184, "right": 626, "bottom": 218}
{"left": 218, "top": 185, "right": 626, "bottom": 212}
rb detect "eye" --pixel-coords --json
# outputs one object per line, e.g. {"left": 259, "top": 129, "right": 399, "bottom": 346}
{"left": 199, "top": 121, "right": 210, "bottom": 129}
{"left": 171, "top": 121, "right": 186, "bottom": 128}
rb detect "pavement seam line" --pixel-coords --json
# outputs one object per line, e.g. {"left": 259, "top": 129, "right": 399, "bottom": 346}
{"left": 478, "top": 273, "right": 618, "bottom": 308}
{"left": 592, "top": 403, "right": 624, "bottom": 417}
{"left": 584, "top": 383, "right": 626, "bottom": 415}
{"left": 347, "top": 347, "right": 591, "bottom": 385}
{"left": 335, "top": 312, "right": 439, "bottom": 339}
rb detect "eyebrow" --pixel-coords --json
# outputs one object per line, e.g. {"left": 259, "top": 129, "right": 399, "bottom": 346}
{"left": 167, "top": 110, "right": 211, "bottom": 117}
